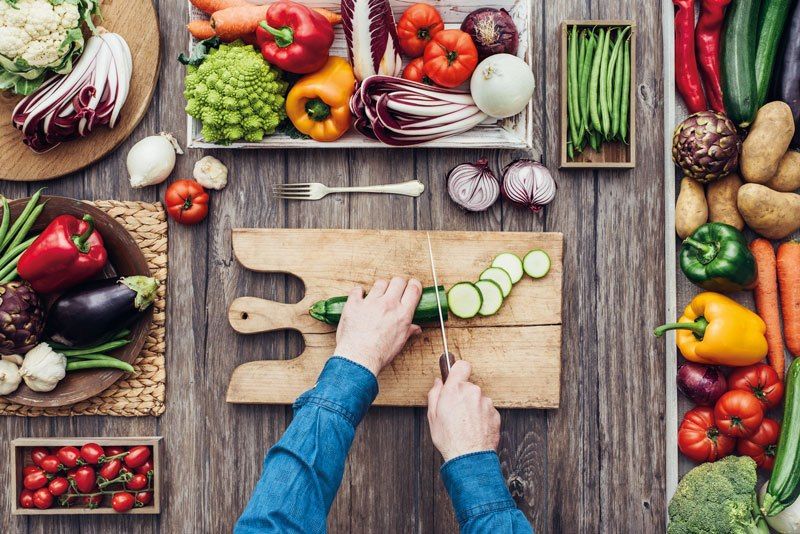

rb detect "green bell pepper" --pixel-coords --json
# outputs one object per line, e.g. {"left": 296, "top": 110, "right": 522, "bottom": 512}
{"left": 679, "top": 223, "right": 757, "bottom": 292}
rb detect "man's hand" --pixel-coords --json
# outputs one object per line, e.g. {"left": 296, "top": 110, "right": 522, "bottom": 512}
{"left": 334, "top": 277, "right": 423, "bottom": 376}
{"left": 427, "top": 361, "right": 501, "bottom": 462}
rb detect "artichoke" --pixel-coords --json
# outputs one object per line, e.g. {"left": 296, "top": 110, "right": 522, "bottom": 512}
{"left": 0, "top": 281, "right": 44, "bottom": 356}
{"left": 672, "top": 111, "right": 741, "bottom": 183}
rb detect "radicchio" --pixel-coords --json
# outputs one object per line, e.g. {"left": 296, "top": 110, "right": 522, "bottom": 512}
{"left": 341, "top": 0, "right": 402, "bottom": 81}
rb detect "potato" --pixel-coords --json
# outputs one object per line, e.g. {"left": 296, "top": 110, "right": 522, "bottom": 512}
{"left": 706, "top": 173, "right": 744, "bottom": 230}
{"left": 675, "top": 177, "right": 708, "bottom": 238}
{"left": 764, "top": 150, "right": 800, "bottom": 192}
{"left": 737, "top": 183, "right": 800, "bottom": 239}
{"left": 741, "top": 101, "right": 796, "bottom": 183}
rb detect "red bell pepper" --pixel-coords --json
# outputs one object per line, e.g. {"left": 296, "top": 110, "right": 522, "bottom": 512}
{"left": 674, "top": 0, "right": 709, "bottom": 113}
{"left": 696, "top": 0, "right": 731, "bottom": 113}
{"left": 256, "top": 0, "right": 334, "bottom": 74}
{"left": 17, "top": 214, "right": 107, "bottom": 295}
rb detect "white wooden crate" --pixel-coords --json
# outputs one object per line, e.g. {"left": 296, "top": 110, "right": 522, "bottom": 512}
{"left": 186, "top": 0, "right": 533, "bottom": 149}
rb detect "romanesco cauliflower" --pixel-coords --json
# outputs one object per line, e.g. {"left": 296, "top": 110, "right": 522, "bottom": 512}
{"left": 184, "top": 41, "right": 288, "bottom": 144}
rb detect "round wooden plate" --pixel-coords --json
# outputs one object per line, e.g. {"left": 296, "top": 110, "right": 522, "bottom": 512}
{"left": 0, "top": 0, "right": 160, "bottom": 182}
{"left": 2, "top": 196, "right": 153, "bottom": 408}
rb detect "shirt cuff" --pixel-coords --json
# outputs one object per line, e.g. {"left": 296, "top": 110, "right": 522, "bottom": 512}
{"left": 440, "top": 451, "right": 516, "bottom": 525}
{"left": 293, "top": 356, "right": 379, "bottom": 427}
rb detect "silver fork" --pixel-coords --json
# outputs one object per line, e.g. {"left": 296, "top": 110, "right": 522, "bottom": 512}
{"left": 272, "top": 180, "right": 425, "bottom": 200}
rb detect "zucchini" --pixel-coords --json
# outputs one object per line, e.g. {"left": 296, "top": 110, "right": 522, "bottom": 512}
{"left": 523, "top": 250, "right": 552, "bottom": 279}
{"left": 479, "top": 267, "right": 513, "bottom": 297}
{"left": 447, "top": 282, "right": 482, "bottom": 319}
{"left": 755, "top": 0, "right": 793, "bottom": 108}
{"left": 491, "top": 253, "right": 523, "bottom": 284}
{"left": 309, "top": 285, "right": 447, "bottom": 325}
{"left": 722, "top": 0, "right": 761, "bottom": 127}
{"left": 475, "top": 280, "right": 504, "bottom": 317}
{"left": 763, "top": 358, "right": 800, "bottom": 516}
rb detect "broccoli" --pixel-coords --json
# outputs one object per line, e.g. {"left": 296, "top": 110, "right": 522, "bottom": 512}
{"left": 668, "top": 456, "right": 770, "bottom": 534}
{"left": 184, "top": 41, "right": 288, "bottom": 145}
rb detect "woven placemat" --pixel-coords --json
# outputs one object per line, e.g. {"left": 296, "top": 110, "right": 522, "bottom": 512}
{"left": 0, "top": 201, "right": 167, "bottom": 417}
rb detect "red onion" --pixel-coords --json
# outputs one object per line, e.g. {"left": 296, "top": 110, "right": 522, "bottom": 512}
{"left": 447, "top": 158, "right": 500, "bottom": 212}
{"left": 460, "top": 8, "right": 519, "bottom": 60}
{"left": 677, "top": 363, "right": 727, "bottom": 406}
{"left": 501, "top": 159, "right": 557, "bottom": 212}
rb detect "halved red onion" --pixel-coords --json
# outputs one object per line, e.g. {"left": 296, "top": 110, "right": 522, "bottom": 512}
{"left": 501, "top": 159, "right": 557, "bottom": 212}
{"left": 447, "top": 158, "right": 500, "bottom": 212}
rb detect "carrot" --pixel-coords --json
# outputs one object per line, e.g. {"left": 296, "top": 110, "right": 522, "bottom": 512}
{"left": 778, "top": 240, "right": 800, "bottom": 357}
{"left": 190, "top": 0, "right": 247, "bottom": 15}
{"left": 750, "top": 238, "right": 786, "bottom": 379}
{"left": 313, "top": 7, "right": 342, "bottom": 26}
{"left": 210, "top": 5, "right": 268, "bottom": 42}
{"left": 187, "top": 20, "right": 216, "bottom": 40}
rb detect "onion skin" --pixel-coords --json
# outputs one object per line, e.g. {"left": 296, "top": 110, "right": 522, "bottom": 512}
{"left": 460, "top": 8, "right": 519, "bottom": 60}
{"left": 677, "top": 363, "right": 727, "bottom": 406}
{"left": 447, "top": 158, "right": 500, "bottom": 212}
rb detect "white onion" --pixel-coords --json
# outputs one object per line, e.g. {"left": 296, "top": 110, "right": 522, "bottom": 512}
{"left": 501, "top": 159, "right": 557, "bottom": 212}
{"left": 447, "top": 158, "right": 500, "bottom": 212}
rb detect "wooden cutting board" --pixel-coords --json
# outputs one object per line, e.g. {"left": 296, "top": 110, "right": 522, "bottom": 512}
{"left": 226, "top": 229, "right": 563, "bottom": 409}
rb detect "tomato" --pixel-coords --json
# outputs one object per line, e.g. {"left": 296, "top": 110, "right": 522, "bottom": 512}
{"left": 23, "top": 470, "right": 49, "bottom": 490}
{"left": 126, "top": 473, "right": 149, "bottom": 491}
{"left": 396, "top": 3, "right": 444, "bottom": 57}
{"left": 112, "top": 492, "right": 135, "bottom": 513}
{"left": 135, "top": 459, "right": 154, "bottom": 476}
{"left": 56, "top": 446, "right": 81, "bottom": 468}
{"left": 678, "top": 406, "right": 736, "bottom": 462}
{"left": 729, "top": 363, "right": 784, "bottom": 410}
{"left": 32, "top": 487, "right": 53, "bottom": 509}
{"left": 738, "top": 417, "right": 781, "bottom": 470}
{"left": 19, "top": 489, "right": 35, "bottom": 509}
{"left": 39, "top": 454, "right": 61, "bottom": 474}
{"left": 48, "top": 477, "right": 69, "bottom": 497}
{"left": 71, "top": 466, "right": 97, "bottom": 494}
{"left": 165, "top": 180, "right": 209, "bottom": 225}
{"left": 80, "top": 443, "right": 104, "bottom": 465}
{"left": 104, "top": 446, "right": 125, "bottom": 458}
{"left": 423, "top": 30, "right": 479, "bottom": 88}
{"left": 402, "top": 57, "right": 434, "bottom": 85}
{"left": 124, "top": 446, "right": 151, "bottom": 469}
{"left": 83, "top": 493, "right": 102, "bottom": 508}
{"left": 99, "top": 459, "right": 122, "bottom": 481}
{"left": 135, "top": 491, "right": 152, "bottom": 507}
{"left": 23, "top": 465, "right": 42, "bottom": 477}
{"left": 715, "top": 390, "right": 765, "bottom": 438}
{"left": 30, "top": 446, "right": 49, "bottom": 467}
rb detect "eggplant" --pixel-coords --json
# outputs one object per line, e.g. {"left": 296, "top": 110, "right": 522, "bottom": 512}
{"left": 46, "top": 276, "right": 158, "bottom": 348}
{"left": 777, "top": 0, "right": 800, "bottom": 148}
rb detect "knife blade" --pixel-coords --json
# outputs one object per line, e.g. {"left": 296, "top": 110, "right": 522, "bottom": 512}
{"left": 426, "top": 233, "right": 456, "bottom": 381}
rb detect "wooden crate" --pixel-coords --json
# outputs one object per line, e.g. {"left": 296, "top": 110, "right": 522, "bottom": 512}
{"left": 559, "top": 20, "right": 637, "bottom": 169}
{"left": 11, "top": 437, "right": 162, "bottom": 515}
{"left": 186, "top": 0, "right": 534, "bottom": 150}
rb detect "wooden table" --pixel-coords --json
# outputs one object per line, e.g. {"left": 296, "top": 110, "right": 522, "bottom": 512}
{"left": 0, "top": 0, "right": 666, "bottom": 531}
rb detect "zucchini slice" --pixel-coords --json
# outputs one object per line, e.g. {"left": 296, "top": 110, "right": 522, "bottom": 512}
{"left": 447, "top": 282, "right": 482, "bottom": 319}
{"left": 523, "top": 250, "right": 551, "bottom": 279}
{"left": 475, "top": 280, "right": 504, "bottom": 316}
{"left": 491, "top": 253, "right": 523, "bottom": 284}
{"left": 479, "top": 267, "right": 513, "bottom": 297}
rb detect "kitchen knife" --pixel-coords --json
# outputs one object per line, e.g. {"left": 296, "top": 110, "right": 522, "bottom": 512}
{"left": 426, "top": 233, "right": 456, "bottom": 381}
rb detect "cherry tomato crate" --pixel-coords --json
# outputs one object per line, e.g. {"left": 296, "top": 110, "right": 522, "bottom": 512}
{"left": 10, "top": 437, "right": 162, "bottom": 515}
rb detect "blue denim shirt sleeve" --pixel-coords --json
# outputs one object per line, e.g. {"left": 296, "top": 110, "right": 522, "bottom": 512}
{"left": 441, "top": 451, "right": 534, "bottom": 533}
{"left": 234, "top": 357, "right": 378, "bottom": 534}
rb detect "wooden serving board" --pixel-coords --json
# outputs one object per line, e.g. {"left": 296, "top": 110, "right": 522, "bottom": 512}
{"left": 226, "top": 229, "right": 563, "bottom": 409}
{"left": 0, "top": 0, "right": 160, "bottom": 182}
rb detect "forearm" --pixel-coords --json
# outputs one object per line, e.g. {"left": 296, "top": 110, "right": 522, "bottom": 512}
{"left": 235, "top": 357, "right": 378, "bottom": 534}
{"left": 441, "top": 451, "right": 534, "bottom": 534}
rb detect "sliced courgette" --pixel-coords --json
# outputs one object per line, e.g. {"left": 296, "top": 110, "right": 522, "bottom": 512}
{"left": 447, "top": 282, "right": 482, "bottom": 319}
{"left": 523, "top": 250, "right": 551, "bottom": 279}
{"left": 491, "top": 253, "right": 523, "bottom": 284}
{"left": 475, "top": 279, "right": 504, "bottom": 316}
{"left": 479, "top": 267, "right": 513, "bottom": 297}
{"left": 310, "top": 285, "right": 447, "bottom": 325}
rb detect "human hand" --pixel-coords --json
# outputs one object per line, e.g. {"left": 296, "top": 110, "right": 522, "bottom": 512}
{"left": 427, "top": 361, "right": 501, "bottom": 462}
{"left": 334, "top": 277, "right": 423, "bottom": 376}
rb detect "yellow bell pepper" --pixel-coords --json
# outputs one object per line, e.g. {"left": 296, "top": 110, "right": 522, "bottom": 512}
{"left": 285, "top": 56, "right": 356, "bottom": 142}
{"left": 654, "top": 292, "right": 768, "bottom": 366}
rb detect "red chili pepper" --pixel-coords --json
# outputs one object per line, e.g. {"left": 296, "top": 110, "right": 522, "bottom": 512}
{"left": 17, "top": 214, "right": 107, "bottom": 295}
{"left": 696, "top": 0, "right": 731, "bottom": 113}
{"left": 256, "top": 0, "right": 334, "bottom": 74}
{"left": 674, "top": 0, "right": 709, "bottom": 113}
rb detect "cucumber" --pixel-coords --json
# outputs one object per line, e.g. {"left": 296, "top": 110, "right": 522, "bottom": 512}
{"left": 722, "top": 0, "right": 761, "bottom": 127}
{"left": 523, "top": 250, "right": 551, "bottom": 279}
{"left": 763, "top": 358, "right": 800, "bottom": 516}
{"left": 309, "top": 285, "right": 447, "bottom": 325}
{"left": 754, "top": 0, "right": 793, "bottom": 108}
{"left": 475, "top": 280, "right": 504, "bottom": 317}
{"left": 479, "top": 267, "right": 513, "bottom": 297}
{"left": 447, "top": 282, "right": 482, "bottom": 319}
{"left": 491, "top": 253, "right": 523, "bottom": 284}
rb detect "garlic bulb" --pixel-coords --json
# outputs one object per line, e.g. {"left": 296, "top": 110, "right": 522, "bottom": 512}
{"left": 2, "top": 354, "right": 23, "bottom": 366}
{"left": 193, "top": 156, "right": 228, "bottom": 190}
{"left": 127, "top": 132, "right": 184, "bottom": 188}
{"left": 0, "top": 359, "right": 21, "bottom": 395}
{"left": 19, "top": 343, "right": 66, "bottom": 393}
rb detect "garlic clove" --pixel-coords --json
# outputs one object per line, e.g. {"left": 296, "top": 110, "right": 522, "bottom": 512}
{"left": 2, "top": 354, "right": 24, "bottom": 366}
{"left": 0, "top": 360, "right": 22, "bottom": 395}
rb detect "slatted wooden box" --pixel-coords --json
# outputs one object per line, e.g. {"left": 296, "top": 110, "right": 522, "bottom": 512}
{"left": 186, "top": 0, "right": 534, "bottom": 149}
{"left": 559, "top": 20, "right": 637, "bottom": 169}
{"left": 11, "top": 437, "right": 162, "bottom": 515}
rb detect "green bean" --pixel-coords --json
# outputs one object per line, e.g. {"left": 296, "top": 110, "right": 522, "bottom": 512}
{"left": 0, "top": 268, "right": 18, "bottom": 284}
{"left": 0, "top": 189, "right": 42, "bottom": 253}
{"left": 598, "top": 28, "right": 612, "bottom": 137}
{"left": 606, "top": 31, "right": 622, "bottom": 137}
{"left": 66, "top": 353, "right": 123, "bottom": 362}
{"left": 60, "top": 339, "right": 130, "bottom": 357}
{"left": 567, "top": 141, "right": 574, "bottom": 160}
{"left": 0, "top": 252, "right": 22, "bottom": 281}
{"left": 0, "top": 234, "right": 36, "bottom": 272}
{"left": 579, "top": 31, "right": 597, "bottom": 135}
{"left": 612, "top": 39, "right": 625, "bottom": 138}
{"left": 568, "top": 26, "right": 581, "bottom": 149}
{"left": 589, "top": 28, "right": 605, "bottom": 132}
{"left": 66, "top": 358, "right": 135, "bottom": 373}
{"left": 0, "top": 197, "right": 10, "bottom": 251}
{"left": 574, "top": 29, "right": 587, "bottom": 149}
{"left": 620, "top": 38, "right": 631, "bottom": 143}
{"left": 589, "top": 130, "right": 601, "bottom": 152}
{"left": 4, "top": 203, "right": 43, "bottom": 258}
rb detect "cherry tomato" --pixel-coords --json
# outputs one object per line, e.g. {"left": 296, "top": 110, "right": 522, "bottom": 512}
{"left": 165, "top": 180, "right": 209, "bottom": 225}
{"left": 71, "top": 466, "right": 96, "bottom": 494}
{"left": 112, "top": 492, "right": 135, "bottom": 513}
{"left": 23, "top": 465, "right": 42, "bottom": 477}
{"left": 396, "top": 3, "right": 444, "bottom": 57}
{"left": 48, "top": 477, "right": 69, "bottom": 497}
{"left": 80, "top": 443, "right": 104, "bottom": 465}
{"left": 678, "top": 406, "right": 736, "bottom": 463}
{"left": 19, "top": 489, "right": 35, "bottom": 509}
{"left": 32, "top": 487, "right": 53, "bottom": 509}
{"left": 135, "top": 491, "right": 152, "bottom": 507}
{"left": 56, "top": 446, "right": 82, "bottom": 468}
{"left": 124, "top": 446, "right": 151, "bottom": 469}
{"left": 83, "top": 493, "right": 102, "bottom": 508}
{"left": 423, "top": 30, "right": 479, "bottom": 88}
{"left": 104, "top": 446, "right": 125, "bottom": 458}
{"left": 23, "top": 470, "right": 49, "bottom": 490}
{"left": 39, "top": 454, "right": 61, "bottom": 474}
{"left": 99, "top": 459, "right": 122, "bottom": 481}
{"left": 738, "top": 417, "right": 781, "bottom": 470}
{"left": 30, "top": 446, "right": 49, "bottom": 467}
{"left": 402, "top": 57, "right": 434, "bottom": 85}
{"left": 135, "top": 459, "right": 154, "bottom": 476}
{"left": 127, "top": 473, "right": 148, "bottom": 491}
{"left": 729, "top": 364, "right": 784, "bottom": 410}
{"left": 715, "top": 390, "right": 764, "bottom": 438}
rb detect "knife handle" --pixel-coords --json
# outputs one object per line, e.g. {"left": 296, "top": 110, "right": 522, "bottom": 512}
{"left": 439, "top": 352, "right": 456, "bottom": 382}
